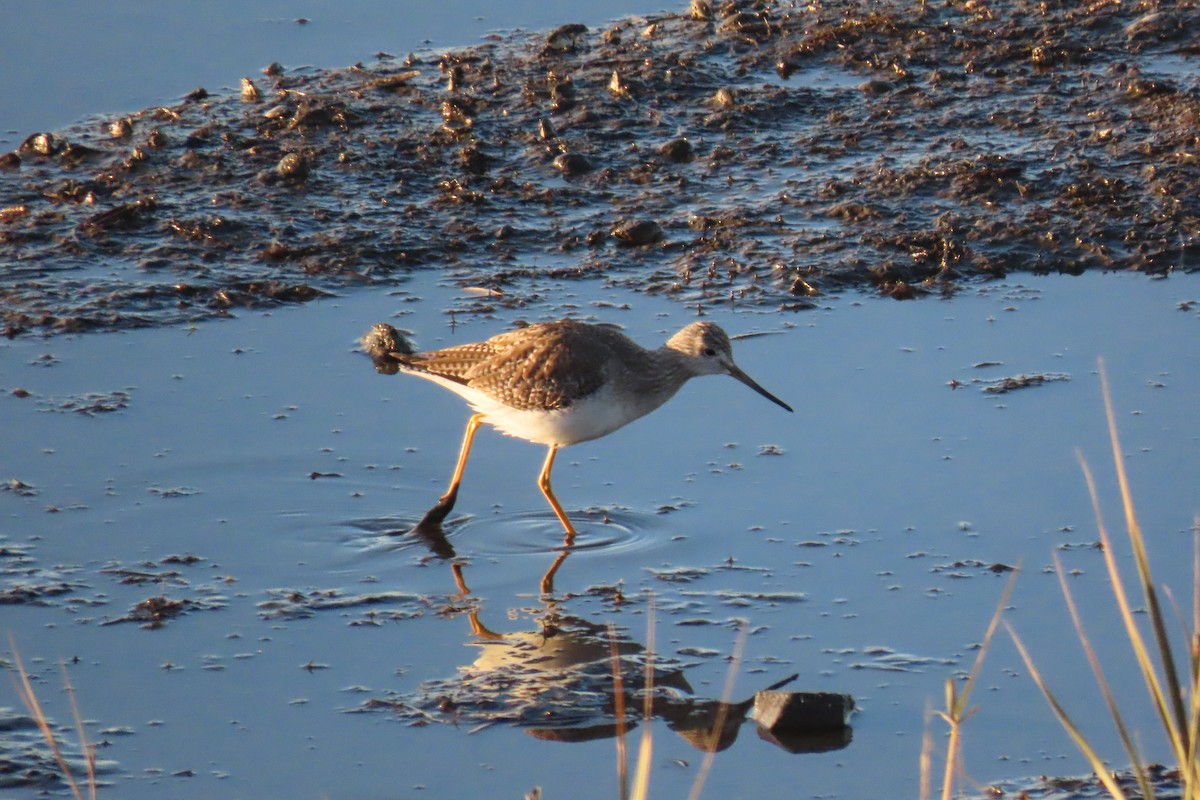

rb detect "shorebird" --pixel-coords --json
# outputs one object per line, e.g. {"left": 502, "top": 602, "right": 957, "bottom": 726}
{"left": 362, "top": 319, "right": 792, "bottom": 538}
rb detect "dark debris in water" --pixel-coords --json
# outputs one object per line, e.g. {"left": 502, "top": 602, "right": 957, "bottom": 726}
{"left": 678, "top": 589, "right": 807, "bottom": 609}
{"left": 980, "top": 372, "right": 1071, "bottom": 394}
{"left": 101, "top": 593, "right": 226, "bottom": 629}
{"left": 257, "top": 587, "right": 435, "bottom": 620}
{"left": 0, "top": 535, "right": 90, "bottom": 606}
{"left": 646, "top": 565, "right": 711, "bottom": 583}
{"left": 146, "top": 485, "right": 202, "bottom": 498}
{"left": 847, "top": 646, "right": 956, "bottom": 673}
{"left": 990, "top": 764, "right": 1185, "bottom": 800}
{"left": 78, "top": 554, "right": 227, "bottom": 626}
{"left": 0, "top": 706, "right": 120, "bottom": 791}
{"left": 0, "top": 580, "right": 82, "bottom": 606}
{"left": 2, "top": 478, "right": 39, "bottom": 497}
{"left": 930, "top": 558, "right": 1017, "bottom": 576}
{"left": 1, "top": 0, "right": 1197, "bottom": 335}
{"left": 5, "top": 386, "right": 134, "bottom": 415}
{"left": 36, "top": 389, "right": 132, "bottom": 415}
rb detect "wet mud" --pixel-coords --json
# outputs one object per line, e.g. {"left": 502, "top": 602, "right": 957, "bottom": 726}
{"left": 992, "top": 764, "right": 1188, "bottom": 800}
{"left": 1, "top": 0, "right": 1197, "bottom": 335}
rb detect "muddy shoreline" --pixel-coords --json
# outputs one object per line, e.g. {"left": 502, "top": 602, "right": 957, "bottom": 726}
{"left": 1, "top": 0, "right": 1196, "bottom": 336}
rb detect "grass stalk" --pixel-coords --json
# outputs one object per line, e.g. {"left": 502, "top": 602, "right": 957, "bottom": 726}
{"left": 919, "top": 711, "right": 934, "bottom": 800}
{"left": 631, "top": 600, "right": 655, "bottom": 800}
{"left": 609, "top": 599, "right": 744, "bottom": 800}
{"left": 61, "top": 662, "right": 97, "bottom": 800}
{"left": 1077, "top": 452, "right": 1185, "bottom": 774}
{"left": 925, "top": 569, "right": 1017, "bottom": 800}
{"left": 1050, "top": 550, "right": 1154, "bottom": 800}
{"left": 610, "top": 598, "right": 657, "bottom": 800}
{"left": 610, "top": 623, "right": 630, "bottom": 800}
{"left": 686, "top": 621, "right": 748, "bottom": 800}
{"left": 1099, "top": 365, "right": 1190, "bottom": 755}
{"left": 1007, "top": 361, "right": 1200, "bottom": 800}
{"left": 1006, "top": 624, "right": 1131, "bottom": 800}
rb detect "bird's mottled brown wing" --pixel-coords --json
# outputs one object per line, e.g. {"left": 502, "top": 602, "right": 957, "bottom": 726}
{"left": 399, "top": 340, "right": 501, "bottom": 382}
{"left": 401, "top": 321, "right": 628, "bottom": 411}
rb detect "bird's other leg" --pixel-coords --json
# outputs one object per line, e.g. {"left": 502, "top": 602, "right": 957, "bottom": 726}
{"left": 450, "top": 562, "right": 470, "bottom": 597}
{"left": 537, "top": 444, "right": 578, "bottom": 541}
{"left": 540, "top": 549, "right": 571, "bottom": 596}
{"left": 417, "top": 413, "right": 484, "bottom": 527}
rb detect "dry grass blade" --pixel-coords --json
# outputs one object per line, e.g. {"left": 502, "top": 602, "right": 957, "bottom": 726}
{"left": 7, "top": 635, "right": 87, "bottom": 800}
{"left": 610, "top": 623, "right": 630, "bottom": 800}
{"left": 60, "top": 662, "right": 97, "bottom": 800}
{"left": 1080, "top": 451, "right": 1191, "bottom": 780}
{"left": 919, "top": 709, "right": 935, "bottom": 800}
{"left": 1051, "top": 551, "right": 1154, "bottom": 800}
{"left": 931, "top": 568, "right": 1017, "bottom": 800}
{"left": 1076, "top": 452, "right": 1182, "bottom": 761}
{"left": 631, "top": 600, "right": 655, "bottom": 800}
{"left": 1006, "top": 624, "right": 1131, "bottom": 800}
{"left": 686, "top": 621, "right": 748, "bottom": 800}
{"left": 1193, "top": 516, "right": 1199, "bottom": 666}
{"left": 961, "top": 568, "right": 1016, "bottom": 711}
{"left": 1010, "top": 365, "right": 1200, "bottom": 800}
{"left": 631, "top": 719, "right": 653, "bottom": 800}
{"left": 1099, "top": 363, "right": 1190, "bottom": 752}
{"left": 1191, "top": 516, "right": 1200, "bottom": 791}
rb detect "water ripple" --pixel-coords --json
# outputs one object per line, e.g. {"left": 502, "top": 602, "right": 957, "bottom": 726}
{"left": 339, "top": 506, "right": 667, "bottom": 562}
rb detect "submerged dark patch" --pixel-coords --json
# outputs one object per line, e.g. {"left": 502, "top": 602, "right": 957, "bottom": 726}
{"left": 1, "top": 0, "right": 1196, "bottom": 335}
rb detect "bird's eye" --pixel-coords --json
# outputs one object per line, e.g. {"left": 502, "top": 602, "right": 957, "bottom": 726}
{"left": 703, "top": 347, "right": 717, "bottom": 357}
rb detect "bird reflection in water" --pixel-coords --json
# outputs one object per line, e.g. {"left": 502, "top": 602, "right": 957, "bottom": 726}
{"left": 376, "top": 526, "right": 848, "bottom": 755}
{"left": 361, "top": 325, "right": 848, "bottom": 753}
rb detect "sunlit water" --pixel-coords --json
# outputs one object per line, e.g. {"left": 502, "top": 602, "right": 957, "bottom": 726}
{"left": 0, "top": 0, "right": 663, "bottom": 140}
{"left": 2, "top": 269, "right": 1198, "bottom": 799}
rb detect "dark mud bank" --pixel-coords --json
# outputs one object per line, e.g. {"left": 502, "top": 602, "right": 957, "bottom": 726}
{"left": 1, "top": 0, "right": 1197, "bottom": 335}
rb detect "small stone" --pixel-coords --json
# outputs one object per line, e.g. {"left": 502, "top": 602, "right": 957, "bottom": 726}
{"left": 545, "top": 23, "right": 587, "bottom": 53}
{"left": 657, "top": 138, "right": 694, "bottom": 163}
{"left": 611, "top": 220, "right": 664, "bottom": 247}
{"left": 108, "top": 117, "right": 134, "bottom": 138}
{"left": 20, "top": 132, "right": 57, "bottom": 156}
{"left": 552, "top": 152, "right": 594, "bottom": 176}
{"left": 276, "top": 152, "right": 309, "bottom": 182}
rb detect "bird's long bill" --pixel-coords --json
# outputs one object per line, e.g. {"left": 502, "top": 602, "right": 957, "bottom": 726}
{"left": 728, "top": 364, "right": 794, "bottom": 412}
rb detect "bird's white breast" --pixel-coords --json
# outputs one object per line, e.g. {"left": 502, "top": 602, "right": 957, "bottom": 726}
{"left": 407, "top": 372, "right": 646, "bottom": 446}
{"left": 482, "top": 382, "right": 646, "bottom": 446}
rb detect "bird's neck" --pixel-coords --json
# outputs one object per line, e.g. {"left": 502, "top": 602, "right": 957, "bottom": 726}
{"left": 611, "top": 346, "right": 695, "bottom": 418}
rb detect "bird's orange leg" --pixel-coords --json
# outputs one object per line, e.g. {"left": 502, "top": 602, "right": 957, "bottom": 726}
{"left": 444, "top": 414, "right": 485, "bottom": 501}
{"left": 417, "top": 413, "right": 484, "bottom": 526}
{"left": 537, "top": 444, "right": 578, "bottom": 541}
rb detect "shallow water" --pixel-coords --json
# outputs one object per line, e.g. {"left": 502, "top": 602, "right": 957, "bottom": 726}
{"left": 0, "top": 0, "right": 662, "bottom": 139}
{"left": 2, "top": 269, "right": 1198, "bottom": 799}
{"left": 3, "top": 0, "right": 1200, "bottom": 797}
